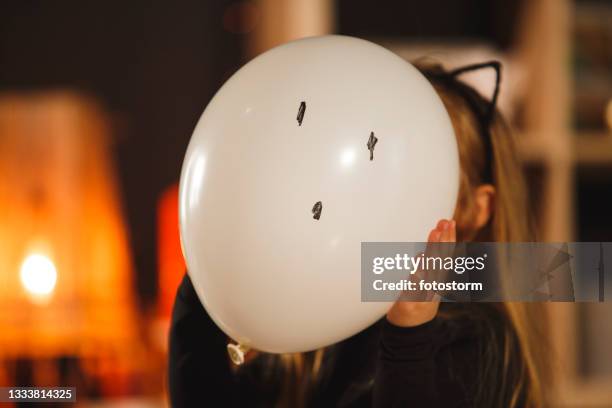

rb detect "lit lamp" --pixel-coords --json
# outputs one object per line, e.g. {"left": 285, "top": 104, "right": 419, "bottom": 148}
{"left": 0, "top": 92, "right": 140, "bottom": 387}
{"left": 154, "top": 183, "right": 186, "bottom": 350}
{"left": 20, "top": 251, "right": 57, "bottom": 301}
{"left": 157, "top": 184, "right": 185, "bottom": 319}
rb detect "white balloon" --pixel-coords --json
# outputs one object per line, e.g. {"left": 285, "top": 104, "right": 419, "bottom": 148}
{"left": 179, "top": 35, "right": 458, "bottom": 353}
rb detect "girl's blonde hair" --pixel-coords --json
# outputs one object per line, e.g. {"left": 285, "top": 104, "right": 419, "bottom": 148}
{"left": 257, "top": 62, "right": 550, "bottom": 408}
{"left": 429, "top": 63, "right": 550, "bottom": 407}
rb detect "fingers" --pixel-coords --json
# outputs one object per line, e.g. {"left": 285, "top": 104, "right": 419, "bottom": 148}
{"left": 427, "top": 228, "right": 441, "bottom": 243}
{"left": 428, "top": 219, "right": 456, "bottom": 243}
{"left": 426, "top": 220, "right": 448, "bottom": 259}
{"left": 440, "top": 219, "right": 456, "bottom": 243}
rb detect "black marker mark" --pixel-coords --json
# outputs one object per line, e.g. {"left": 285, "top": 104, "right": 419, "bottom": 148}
{"left": 312, "top": 201, "right": 322, "bottom": 220}
{"left": 367, "top": 131, "right": 378, "bottom": 161}
{"left": 297, "top": 101, "right": 306, "bottom": 126}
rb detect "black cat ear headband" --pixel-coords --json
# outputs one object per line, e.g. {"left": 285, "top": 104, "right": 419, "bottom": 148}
{"left": 424, "top": 61, "right": 502, "bottom": 184}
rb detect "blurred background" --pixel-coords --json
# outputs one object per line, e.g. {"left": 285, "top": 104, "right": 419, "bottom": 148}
{"left": 0, "top": 0, "right": 611, "bottom": 406}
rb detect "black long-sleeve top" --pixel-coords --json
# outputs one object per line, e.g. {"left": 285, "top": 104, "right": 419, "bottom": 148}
{"left": 168, "top": 274, "right": 486, "bottom": 407}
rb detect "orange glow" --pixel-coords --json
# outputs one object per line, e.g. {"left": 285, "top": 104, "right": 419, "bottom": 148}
{"left": 0, "top": 92, "right": 138, "bottom": 363}
{"left": 157, "top": 183, "right": 186, "bottom": 320}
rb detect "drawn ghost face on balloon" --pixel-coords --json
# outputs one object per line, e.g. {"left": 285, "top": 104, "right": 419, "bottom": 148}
{"left": 179, "top": 35, "right": 459, "bottom": 353}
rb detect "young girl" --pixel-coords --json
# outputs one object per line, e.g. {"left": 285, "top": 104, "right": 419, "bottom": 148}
{"left": 168, "top": 62, "right": 549, "bottom": 407}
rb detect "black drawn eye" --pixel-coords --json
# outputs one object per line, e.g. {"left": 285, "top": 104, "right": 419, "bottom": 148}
{"left": 297, "top": 101, "right": 306, "bottom": 126}
{"left": 303, "top": 109, "right": 378, "bottom": 220}
{"left": 312, "top": 201, "right": 323, "bottom": 220}
{"left": 367, "top": 131, "right": 378, "bottom": 161}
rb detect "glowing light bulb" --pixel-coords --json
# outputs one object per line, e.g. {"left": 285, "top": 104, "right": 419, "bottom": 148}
{"left": 20, "top": 253, "right": 57, "bottom": 297}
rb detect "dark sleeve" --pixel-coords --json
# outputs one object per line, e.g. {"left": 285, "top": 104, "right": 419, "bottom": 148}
{"left": 168, "top": 274, "right": 237, "bottom": 407}
{"left": 373, "top": 317, "right": 477, "bottom": 408}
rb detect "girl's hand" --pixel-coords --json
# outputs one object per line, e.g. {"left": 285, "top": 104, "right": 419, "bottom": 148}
{"left": 386, "top": 219, "right": 456, "bottom": 327}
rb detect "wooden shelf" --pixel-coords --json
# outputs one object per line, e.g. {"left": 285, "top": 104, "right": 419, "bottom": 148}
{"left": 517, "top": 132, "right": 612, "bottom": 165}
{"left": 516, "top": 134, "right": 552, "bottom": 163}
{"left": 574, "top": 133, "right": 612, "bottom": 165}
{"left": 553, "top": 378, "right": 612, "bottom": 408}
{"left": 506, "top": 1, "right": 611, "bottom": 406}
